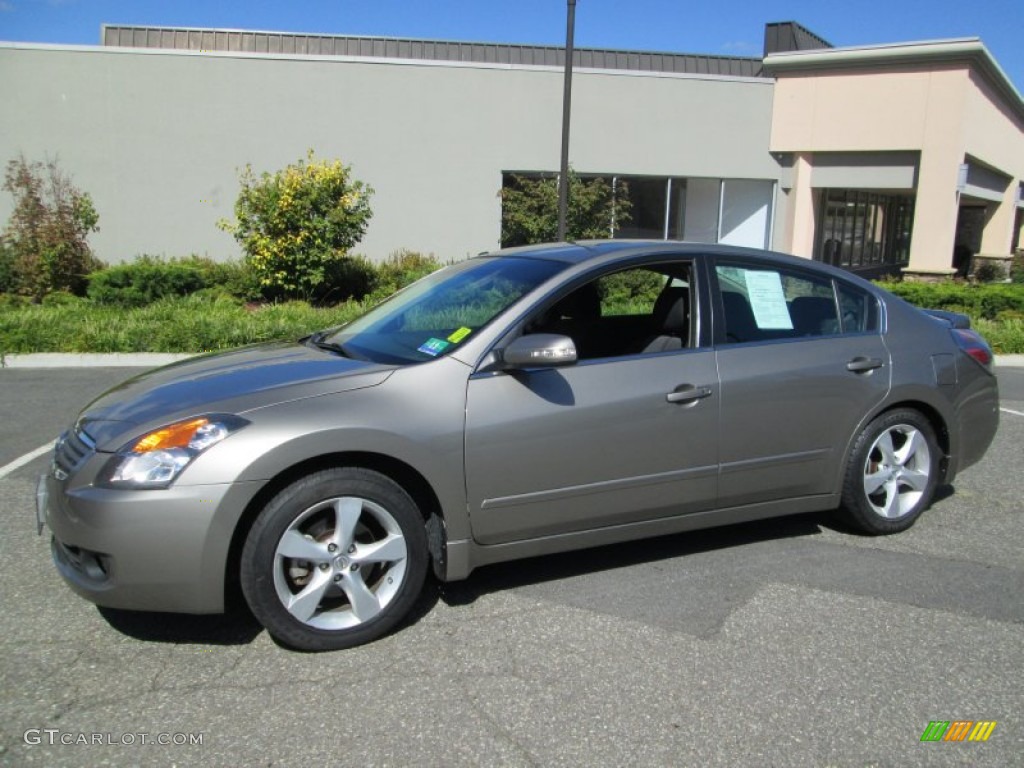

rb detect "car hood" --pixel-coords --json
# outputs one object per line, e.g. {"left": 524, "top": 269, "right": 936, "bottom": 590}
{"left": 77, "top": 342, "right": 396, "bottom": 450}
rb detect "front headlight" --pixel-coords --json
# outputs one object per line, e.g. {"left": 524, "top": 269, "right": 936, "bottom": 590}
{"left": 98, "top": 414, "right": 249, "bottom": 489}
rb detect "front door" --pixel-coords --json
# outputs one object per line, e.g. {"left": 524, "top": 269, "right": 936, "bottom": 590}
{"left": 464, "top": 259, "right": 720, "bottom": 546}
{"left": 464, "top": 351, "right": 720, "bottom": 544}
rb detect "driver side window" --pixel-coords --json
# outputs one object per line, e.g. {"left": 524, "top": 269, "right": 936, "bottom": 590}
{"left": 527, "top": 263, "right": 693, "bottom": 360}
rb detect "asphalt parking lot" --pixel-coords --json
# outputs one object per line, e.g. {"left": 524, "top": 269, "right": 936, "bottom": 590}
{"left": 1, "top": 364, "right": 1022, "bottom": 767}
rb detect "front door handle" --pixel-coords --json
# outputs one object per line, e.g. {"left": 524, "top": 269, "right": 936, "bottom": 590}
{"left": 846, "top": 356, "right": 884, "bottom": 373}
{"left": 666, "top": 384, "right": 713, "bottom": 404}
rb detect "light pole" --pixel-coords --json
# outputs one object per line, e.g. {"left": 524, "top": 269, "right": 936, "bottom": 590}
{"left": 557, "top": 0, "right": 576, "bottom": 242}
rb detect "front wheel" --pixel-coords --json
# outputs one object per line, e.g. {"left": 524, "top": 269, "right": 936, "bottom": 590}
{"left": 838, "top": 409, "right": 940, "bottom": 535}
{"left": 241, "top": 468, "right": 429, "bottom": 651}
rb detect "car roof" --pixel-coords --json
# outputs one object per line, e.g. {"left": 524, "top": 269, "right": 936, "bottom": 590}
{"left": 482, "top": 240, "right": 882, "bottom": 292}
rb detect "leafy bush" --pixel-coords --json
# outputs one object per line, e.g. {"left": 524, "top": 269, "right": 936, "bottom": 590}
{"left": 86, "top": 255, "right": 261, "bottom": 306}
{"left": 372, "top": 250, "right": 443, "bottom": 296}
{"left": 196, "top": 258, "right": 261, "bottom": 301}
{"left": 88, "top": 256, "right": 207, "bottom": 307}
{"left": 1011, "top": 252, "right": 1024, "bottom": 284}
{"left": 40, "top": 290, "right": 84, "bottom": 307}
{"left": 500, "top": 169, "right": 632, "bottom": 247}
{"left": 320, "top": 255, "right": 379, "bottom": 303}
{"left": 218, "top": 150, "right": 374, "bottom": 302}
{"left": 598, "top": 268, "right": 665, "bottom": 314}
{"left": 1, "top": 155, "right": 101, "bottom": 299}
{"left": 0, "top": 241, "right": 15, "bottom": 294}
{"left": 878, "top": 280, "right": 1024, "bottom": 320}
{"left": 973, "top": 262, "right": 1003, "bottom": 283}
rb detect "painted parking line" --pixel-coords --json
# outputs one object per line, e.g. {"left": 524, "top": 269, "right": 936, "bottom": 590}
{"left": 1001, "top": 407, "right": 1024, "bottom": 418}
{"left": 0, "top": 441, "right": 54, "bottom": 481}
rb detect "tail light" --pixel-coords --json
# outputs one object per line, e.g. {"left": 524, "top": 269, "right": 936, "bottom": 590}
{"left": 951, "top": 328, "right": 994, "bottom": 371}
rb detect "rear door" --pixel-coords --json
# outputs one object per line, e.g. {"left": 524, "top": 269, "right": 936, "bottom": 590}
{"left": 712, "top": 260, "right": 890, "bottom": 507}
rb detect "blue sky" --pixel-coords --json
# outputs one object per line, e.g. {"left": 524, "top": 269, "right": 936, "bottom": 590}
{"left": 1, "top": 0, "right": 1022, "bottom": 91}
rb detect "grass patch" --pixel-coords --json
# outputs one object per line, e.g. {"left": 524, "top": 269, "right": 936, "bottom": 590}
{"left": 974, "top": 317, "right": 1024, "bottom": 355}
{"left": 0, "top": 295, "right": 365, "bottom": 354}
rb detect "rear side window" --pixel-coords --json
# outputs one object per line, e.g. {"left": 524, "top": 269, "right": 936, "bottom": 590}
{"left": 836, "top": 282, "right": 880, "bottom": 333}
{"left": 716, "top": 264, "right": 877, "bottom": 344}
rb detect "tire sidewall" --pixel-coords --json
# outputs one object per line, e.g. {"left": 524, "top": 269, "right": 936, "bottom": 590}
{"left": 841, "top": 409, "right": 940, "bottom": 535}
{"left": 241, "top": 467, "right": 429, "bottom": 651}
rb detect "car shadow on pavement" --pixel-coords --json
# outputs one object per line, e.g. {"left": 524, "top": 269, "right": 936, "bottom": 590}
{"left": 95, "top": 578, "right": 444, "bottom": 649}
{"left": 97, "top": 603, "right": 264, "bottom": 646}
{"left": 439, "top": 510, "right": 827, "bottom": 607}
{"left": 91, "top": 488, "right": 957, "bottom": 645}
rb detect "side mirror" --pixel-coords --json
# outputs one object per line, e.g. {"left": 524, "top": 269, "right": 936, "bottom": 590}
{"left": 502, "top": 334, "right": 578, "bottom": 368}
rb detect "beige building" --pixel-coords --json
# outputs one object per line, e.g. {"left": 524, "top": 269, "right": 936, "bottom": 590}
{"left": 767, "top": 39, "right": 1024, "bottom": 278}
{"left": 1, "top": 22, "right": 1021, "bottom": 277}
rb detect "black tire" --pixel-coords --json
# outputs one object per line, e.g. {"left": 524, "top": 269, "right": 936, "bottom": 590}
{"left": 241, "top": 468, "right": 429, "bottom": 651}
{"left": 838, "top": 408, "right": 940, "bottom": 535}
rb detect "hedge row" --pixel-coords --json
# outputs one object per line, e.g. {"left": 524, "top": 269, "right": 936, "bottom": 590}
{"left": 877, "top": 280, "right": 1024, "bottom": 320}
{"left": 0, "top": 250, "right": 443, "bottom": 309}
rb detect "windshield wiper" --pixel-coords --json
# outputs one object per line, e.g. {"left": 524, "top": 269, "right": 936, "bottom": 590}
{"left": 306, "top": 331, "right": 350, "bottom": 358}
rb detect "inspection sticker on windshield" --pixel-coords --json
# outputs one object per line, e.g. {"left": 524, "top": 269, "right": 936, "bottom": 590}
{"left": 417, "top": 338, "right": 450, "bottom": 356}
{"left": 447, "top": 327, "right": 473, "bottom": 344}
{"left": 744, "top": 270, "right": 793, "bottom": 330}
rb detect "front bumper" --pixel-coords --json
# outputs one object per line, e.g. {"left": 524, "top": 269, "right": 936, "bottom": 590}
{"left": 40, "top": 467, "right": 253, "bottom": 614}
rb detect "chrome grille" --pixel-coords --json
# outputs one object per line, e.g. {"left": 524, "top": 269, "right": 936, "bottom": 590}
{"left": 54, "top": 425, "right": 96, "bottom": 477}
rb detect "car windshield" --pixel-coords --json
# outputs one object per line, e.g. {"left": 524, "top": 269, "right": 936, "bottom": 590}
{"left": 325, "top": 256, "right": 566, "bottom": 364}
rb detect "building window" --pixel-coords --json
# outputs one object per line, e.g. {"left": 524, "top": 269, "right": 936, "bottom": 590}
{"left": 614, "top": 177, "right": 683, "bottom": 239}
{"left": 500, "top": 172, "right": 774, "bottom": 249}
{"left": 814, "top": 189, "right": 914, "bottom": 271}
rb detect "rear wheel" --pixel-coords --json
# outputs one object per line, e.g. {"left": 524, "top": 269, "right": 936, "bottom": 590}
{"left": 838, "top": 409, "right": 940, "bottom": 535}
{"left": 241, "top": 468, "right": 429, "bottom": 651}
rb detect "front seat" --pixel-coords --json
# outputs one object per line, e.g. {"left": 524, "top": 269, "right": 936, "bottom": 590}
{"left": 639, "top": 287, "right": 689, "bottom": 353}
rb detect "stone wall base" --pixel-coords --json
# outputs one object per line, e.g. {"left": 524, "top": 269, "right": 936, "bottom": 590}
{"left": 900, "top": 268, "right": 957, "bottom": 283}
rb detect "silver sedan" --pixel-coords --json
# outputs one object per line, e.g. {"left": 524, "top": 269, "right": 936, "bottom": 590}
{"left": 39, "top": 241, "right": 999, "bottom": 650}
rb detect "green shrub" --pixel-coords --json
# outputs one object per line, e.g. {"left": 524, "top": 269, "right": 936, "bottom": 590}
{"left": 373, "top": 250, "right": 443, "bottom": 295}
{"left": 318, "top": 255, "right": 379, "bottom": 304}
{"left": 86, "top": 255, "right": 261, "bottom": 306}
{"left": 88, "top": 257, "right": 207, "bottom": 307}
{"left": 0, "top": 241, "right": 15, "bottom": 293}
{"left": 878, "top": 281, "right": 1024, "bottom": 320}
{"left": 218, "top": 150, "right": 374, "bottom": 302}
{"left": 2, "top": 155, "right": 101, "bottom": 300}
{"left": 973, "top": 262, "right": 1002, "bottom": 283}
{"left": 195, "top": 258, "right": 261, "bottom": 301}
{"left": 500, "top": 169, "right": 632, "bottom": 247}
{"left": 598, "top": 268, "right": 665, "bottom": 314}
{"left": 40, "top": 290, "right": 84, "bottom": 307}
{"left": 1011, "top": 252, "right": 1024, "bottom": 284}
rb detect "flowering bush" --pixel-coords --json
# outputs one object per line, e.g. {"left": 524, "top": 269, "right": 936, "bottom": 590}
{"left": 219, "top": 150, "right": 373, "bottom": 301}
{"left": 1, "top": 155, "right": 101, "bottom": 300}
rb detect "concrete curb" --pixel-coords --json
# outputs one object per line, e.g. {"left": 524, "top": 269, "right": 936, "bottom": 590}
{"left": 1, "top": 353, "right": 194, "bottom": 368}
{"left": 2, "top": 351, "right": 1023, "bottom": 369}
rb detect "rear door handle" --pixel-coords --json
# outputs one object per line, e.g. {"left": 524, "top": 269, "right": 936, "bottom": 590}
{"left": 666, "top": 384, "right": 713, "bottom": 403}
{"left": 846, "top": 356, "right": 883, "bottom": 373}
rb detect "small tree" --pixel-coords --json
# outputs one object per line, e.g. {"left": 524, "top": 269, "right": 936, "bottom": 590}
{"left": 219, "top": 150, "right": 373, "bottom": 302}
{"left": 499, "top": 170, "right": 632, "bottom": 247}
{"left": 2, "top": 155, "right": 100, "bottom": 299}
